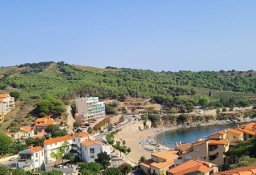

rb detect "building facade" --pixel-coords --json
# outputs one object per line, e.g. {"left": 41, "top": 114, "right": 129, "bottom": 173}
{"left": 81, "top": 140, "right": 111, "bottom": 162}
{"left": 0, "top": 94, "right": 15, "bottom": 123}
{"left": 18, "top": 146, "right": 45, "bottom": 170}
{"left": 76, "top": 97, "right": 105, "bottom": 123}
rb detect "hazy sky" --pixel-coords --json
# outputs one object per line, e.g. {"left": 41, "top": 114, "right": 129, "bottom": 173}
{"left": 0, "top": 1, "right": 256, "bottom": 71}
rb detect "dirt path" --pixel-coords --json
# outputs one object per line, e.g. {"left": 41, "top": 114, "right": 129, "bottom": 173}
{"left": 65, "top": 105, "right": 75, "bottom": 134}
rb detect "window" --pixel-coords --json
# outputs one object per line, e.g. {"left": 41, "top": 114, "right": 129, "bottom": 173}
{"left": 35, "top": 153, "right": 38, "bottom": 158}
{"left": 41, "top": 151, "right": 43, "bottom": 156}
{"left": 195, "top": 148, "right": 200, "bottom": 152}
{"left": 90, "top": 148, "right": 95, "bottom": 153}
{"left": 90, "top": 156, "right": 94, "bottom": 159}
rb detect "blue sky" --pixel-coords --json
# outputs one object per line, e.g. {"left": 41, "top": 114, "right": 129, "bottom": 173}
{"left": 0, "top": 1, "right": 256, "bottom": 71}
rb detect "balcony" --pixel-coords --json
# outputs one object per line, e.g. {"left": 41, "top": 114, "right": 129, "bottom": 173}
{"left": 208, "top": 145, "right": 219, "bottom": 155}
{"left": 209, "top": 152, "right": 219, "bottom": 161}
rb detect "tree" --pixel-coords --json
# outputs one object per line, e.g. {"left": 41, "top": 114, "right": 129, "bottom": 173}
{"left": 52, "top": 129, "right": 67, "bottom": 138}
{"left": 50, "top": 141, "right": 70, "bottom": 161}
{"left": 78, "top": 162, "right": 101, "bottom": 175}
{"left": 0, "top": 166, "right": 11, "bottom": 175}
{"left": 63, "top": 153, "right": 75, "bottom": 162}
{"left": 119, "top": 163, "right": 132, "bottom": 175}
{"left": 36, "top": 96, "right": 66, "bottom": 117}
{"left": 12, "top": 169, "right": 28, "bottom": 175}
{"left": 0, "top": 133, "right": 13, "bottom": 154}
{"left": 95, "top": 152, "right": 111, "bottom": 169}
{"left": 46, "top": 170, "right": 63, "bottom": 175}
{"left": 139, "top": 156, "right": 146, "bottom": 163}
{"left": 10, "top": 91, "right": 20, "bottom": 100}
{"left": 87, "top": 127, "right": 93, "bottom": 134}
{"left": 102, "top": 168, "right": 123, "bottom": 175}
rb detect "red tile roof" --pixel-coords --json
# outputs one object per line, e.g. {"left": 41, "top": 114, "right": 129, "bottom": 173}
{"left": 139, "top": 159, "right": 154, "bottom": 169}
{"left": 81, "top": 140, "right": 103, "bottom": 147}
{"left": 35, "top": 117, "right": 56, "bottom": 127}
{"left": 44, "top": 132, "right": 89, "bottom": 145}
{"left": 167, "top": 160, "right": 216, "bottom": 175}
{"left": 214, "top": 165, "right": 256, "bottom": 175}
{"left": 28, "top": 146, "right": 43, "bottom": 153}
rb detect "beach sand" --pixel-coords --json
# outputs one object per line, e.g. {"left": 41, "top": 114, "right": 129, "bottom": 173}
{"left": 115, "top": 120, "right": 168, "bottom": 164}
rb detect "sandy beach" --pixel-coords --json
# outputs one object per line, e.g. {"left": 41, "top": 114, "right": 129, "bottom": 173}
{"left": 115, "top": 120, "right": 169, "bottom": 164}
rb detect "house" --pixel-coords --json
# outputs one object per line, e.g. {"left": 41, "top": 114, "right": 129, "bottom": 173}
{"left": 167, "top": 159, "right": 218, "bottom": 175}
{"left": 0, "top": 94, "right": 15, "bottom": 123}
{"left": 76, "top": 97, "right": 105, "bottom": 123}
{"left": 0, "top": 94, "right": 15, "bottom": 114}
{"left": 209, "top": 128, "right": 243, "bottom": 146}
{"left": 6, "top": 126, "right": 34, "bottom": 140}
{"left": 18, "top": 146, "right": 44, "bottom": 170}
{"left": 81, "top": 140, "right": 111, "bottom": 162}
{"left": 226, "top": 128, "right": 243, "bottom": 146}
{"left": 140, "top": 150, "right": 178, "bottom": 175}
{"left": 237, "top": 122, "right": 256, "bottom": 140}
{"left": 214, "top": 165, "right": 256, "bottom": 175}
{"left": 35, "top": 117, "right": 56, "bottom": 130}
{"left": 177, "top": 139, "right": 229, "bottom": 165}
{"left": 44, "top": 132, "right": 93, "bottom": 163}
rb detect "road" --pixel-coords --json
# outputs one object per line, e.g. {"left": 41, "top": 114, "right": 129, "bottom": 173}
{"left": 94, "top": 115, "right": 134, "bottom": 142}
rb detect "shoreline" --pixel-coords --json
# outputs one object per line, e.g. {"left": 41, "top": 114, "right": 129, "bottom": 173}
{"left": 114, "top": 117, "right": 256, "bottom": 164}
{"left": 154, "top": 117, "right": 256, "bottom": 149}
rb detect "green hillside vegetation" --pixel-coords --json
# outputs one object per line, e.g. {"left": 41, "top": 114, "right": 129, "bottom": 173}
{"left": 0, "top": 61, "right": 256, "bottom": 110}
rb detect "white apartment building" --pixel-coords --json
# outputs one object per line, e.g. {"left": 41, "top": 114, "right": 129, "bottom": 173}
{"left": 17, "top": 132, "right": 111, "bottom": 171}
{"left": 18, "top": 146, "right": 45, "bottom": 170}
{"left": 76, "top": 97, "right": 106, "bottom": 123}
{"left": 81, "top": 140, "right": 111, "bottom": 162}
{"left": 44, "top": 132, "right": 93, "bottom": 163}
{"left": 0, "top": 94, "right": 15, "bottom": 123}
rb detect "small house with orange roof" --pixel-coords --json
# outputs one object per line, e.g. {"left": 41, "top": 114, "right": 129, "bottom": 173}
{"left": 237, "top": 122, "right": 256, "bottom": 140}
{"left": 214, "top": 165, "right": 256, "bottom": 175}
{"left": 167, "top": 159, "right": 219, "bottom": 175}
{"left": 18, "top": 146, "right": 44, "bottom": 170}
{"left": 5, "top": 126, "right": 34, "bottom": 140}
{"left": 139, "top": 150, "right": 179, "bottom": 175}
{"left": 35, "top": 117, "right": 57, "bottom": 130}
{"left": 176, "top": 138, "right": 229, "bottom": 166}
{"left": 81, "top": 140, "right": 111, "bottom": 162}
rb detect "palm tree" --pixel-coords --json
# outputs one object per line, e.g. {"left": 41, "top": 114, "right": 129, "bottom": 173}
{"left": 50, "top": 141, "right": 70, "bottom": 163}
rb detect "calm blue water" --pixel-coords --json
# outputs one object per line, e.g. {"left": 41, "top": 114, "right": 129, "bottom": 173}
{"left": 155, "top": 124, "right": 237, "bottom": 148}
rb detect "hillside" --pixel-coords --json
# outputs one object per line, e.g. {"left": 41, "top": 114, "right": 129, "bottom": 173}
{"left": 0, "top": 61, "right": 256, "bottom": 105}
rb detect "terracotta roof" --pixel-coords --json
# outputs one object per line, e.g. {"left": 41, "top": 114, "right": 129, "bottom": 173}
{"left": 44, "top": 135, "right": 73, "bottom": 145}
{"left": 214, "top": 165, "right": 256, "bottom": 175}
{"left": 151, "top": 150, "right": 178, "bottom": 161}
{"left": 44, "top": 132, "right": 89, "bottom": 145}
{"left": 139, "top": 159, "right": 154, "bottom": 169}
{"left": 208, "top": 139, "right": 228, "bottom": 145}
{"left": 237, "top": 128, "right": 256, "bottom": 136}
{"left": 28, "top": 146, "right": 43, "bottom": 153}
{"left": 0, "top": 94, "right": 8, "bottom": 98}
{"left": 35, "top": 117, "right": 56, "bottom": 126}
{"left": 240, "top": 123, "right": 256, "bottom": 131}
{"left": 5, "top": 132, "right": 14, "bottom": 135}
{"left": 193, "top": 140, "right": 207, "bottom": 147}
{"left": 151, "top": 159, "right": 176, "bottom": 169}
{"left": 176, "top": 143, "right": 192, "bottom": 152}
{"left": 81, "top": 140, "right": 103, "bottom": 146}
{"left": 227, "top": 128, "right": 243, "bottom": 135}
{"left": 20, "top": 126, "right": 33, "bottom": 133}
{"left": 167, "top": 160, "right": 216, "bottom": 175}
